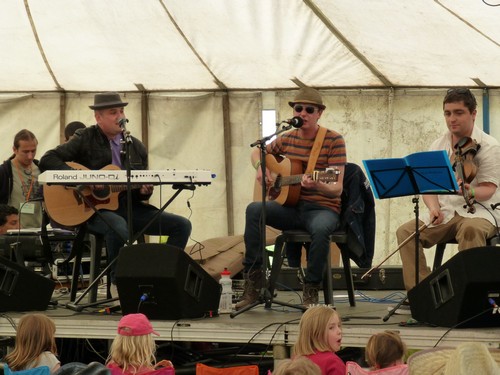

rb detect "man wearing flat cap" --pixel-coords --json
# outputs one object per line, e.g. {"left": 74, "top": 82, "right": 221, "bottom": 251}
{"left": 236, "top": 87, "right": 347, "bottom": 310}
{"left": 40, "top": 92, "right": 192, "bottom": 295}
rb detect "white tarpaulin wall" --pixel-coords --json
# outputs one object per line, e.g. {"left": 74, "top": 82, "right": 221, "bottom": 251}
{"left": 2, "top": 89, "right": 500, "bottom": 267}
{"left": 1, "top": 0, "right": 500, "bottom": 266}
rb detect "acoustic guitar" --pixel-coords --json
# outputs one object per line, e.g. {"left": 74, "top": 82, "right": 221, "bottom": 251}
{"left": 253, "top": 154, "right": 340, "bottom": 206}
{"left": 43, "top": 162, "right": 141, "bottom": 227}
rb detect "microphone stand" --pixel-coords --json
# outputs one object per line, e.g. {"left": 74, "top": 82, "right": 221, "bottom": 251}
{"left": 66, "top": 119, "right": 134, "bottom": 312}
{"left": 231, "top": 121, "right": 304, "bottom": 318}
{"left": 120, "top": 119, "right": 134, "bottom": 246}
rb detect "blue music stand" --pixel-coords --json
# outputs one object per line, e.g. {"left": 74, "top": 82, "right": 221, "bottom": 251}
{"left": 363, "top": 150, "right": 458, "bottom": 321}
{"left": 363, "top": 150, "right": 458, "bottom": 199}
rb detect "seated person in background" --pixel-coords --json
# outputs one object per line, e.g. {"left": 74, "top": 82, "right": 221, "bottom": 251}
{"left": 0, "top": 204, "right": 20, "bottom": 234}
{"left": 106, "top": 313, "right": 174, "bottom": 375}
{"left": 3, "top": 314, "right": 61, "bottom": 374}
{"left": 272, "top": 356, "right": 321, "bottom": 375}
{"left": 64, "top": 121, "right": 86, "bottom": 142}
{"left": 0, "top": 129, "right": 43, "bottom": 228}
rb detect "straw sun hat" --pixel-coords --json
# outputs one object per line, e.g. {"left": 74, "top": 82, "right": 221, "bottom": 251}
{"left": 407, "top": 342, "right": 500, "bottom": 375}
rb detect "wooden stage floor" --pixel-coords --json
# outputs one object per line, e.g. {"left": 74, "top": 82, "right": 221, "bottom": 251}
{"left": 1, "top": 287, "right": 499, "bottom": 352}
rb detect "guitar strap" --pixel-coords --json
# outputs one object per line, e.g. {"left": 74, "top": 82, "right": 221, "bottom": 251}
{"left": 305, "top": 126, "right": 327, "bottom": 174}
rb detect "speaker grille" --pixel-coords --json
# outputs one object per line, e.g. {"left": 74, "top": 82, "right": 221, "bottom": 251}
{"left": 0, "top": 258, "right": 55, "bottom": 312}
{"left": 116, "top": 244, "right": 221, "bottom": 320}
{"left": 409, "top": 247, "right": 500, "bottom": 328}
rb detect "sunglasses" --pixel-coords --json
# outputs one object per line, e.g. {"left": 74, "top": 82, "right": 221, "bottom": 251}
{"left": 293, "top": 105, "right": 317, "bottom": 114}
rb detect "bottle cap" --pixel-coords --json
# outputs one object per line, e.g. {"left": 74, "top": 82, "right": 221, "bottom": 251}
{"left": 221, "top": 267, "right": 231, "bottom": 276}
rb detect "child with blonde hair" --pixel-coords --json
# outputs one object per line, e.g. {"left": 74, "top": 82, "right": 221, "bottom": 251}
{"left": 3, "top": 314, "right": 60, "bottom": 373}
{"left": 106, "top": 313, "right": 174, "bottom": 375}
{"left": 293, "top": 305, "right": 345, "bottom": 375}
{"left": 273, "top": 356, "right": 321, "bottom": 374}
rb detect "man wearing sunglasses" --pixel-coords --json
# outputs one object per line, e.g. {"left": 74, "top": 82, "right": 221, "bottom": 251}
{"left": 236, "top": 87, "right": 347, "bottom": 309}
{"left": 396, "top": 88, "right": 500, "bottom": 306}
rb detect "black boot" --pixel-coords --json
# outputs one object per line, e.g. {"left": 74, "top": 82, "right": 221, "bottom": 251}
{"left": 235, "top": 269, "right": 263, "bottom": 310}
{"left": 303, "top": 283, "right": 320, "bottom": 306}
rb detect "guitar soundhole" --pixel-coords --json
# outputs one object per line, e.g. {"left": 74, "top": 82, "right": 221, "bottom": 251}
{"left": 268, "top": 176, "right": 282, "bottom": 200}
{"left": 92, "top": 187, "right": 110, "bottom": 200}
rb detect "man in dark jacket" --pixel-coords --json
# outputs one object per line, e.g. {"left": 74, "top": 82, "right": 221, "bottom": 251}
{"left": 39, "top": 92, "right": 192, "bottom": 292}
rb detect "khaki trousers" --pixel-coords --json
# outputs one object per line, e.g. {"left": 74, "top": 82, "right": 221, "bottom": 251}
{"left": 396, "top": 213, "right": 496, "bottom": 291}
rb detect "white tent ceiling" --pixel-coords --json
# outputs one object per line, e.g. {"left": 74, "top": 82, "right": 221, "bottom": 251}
{"left": 1, "top": 0, "right": 500, "bottom": 92}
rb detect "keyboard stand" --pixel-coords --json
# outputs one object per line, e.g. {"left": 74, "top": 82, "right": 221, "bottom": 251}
{"left": 65, "top": 184, "right": 193, "bottom": 312}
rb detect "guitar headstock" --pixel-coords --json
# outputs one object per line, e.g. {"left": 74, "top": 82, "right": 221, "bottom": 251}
{"left": 312, "top": 167, "right": 340, "bottom": 183}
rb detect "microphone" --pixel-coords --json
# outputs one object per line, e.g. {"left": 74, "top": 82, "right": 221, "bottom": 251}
{"left": 118, "top": 118, "right": 129, "bottom": 128}
{"left": 282, "top": 116, "right": 304, "bottom": 128}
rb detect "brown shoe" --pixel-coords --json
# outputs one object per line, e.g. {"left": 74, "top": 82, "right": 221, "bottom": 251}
{"left": 235, "top": 269, "right": 263, "bottom": 311}
{"left": 303, "top": 283, "right": 320, "bottom": 306}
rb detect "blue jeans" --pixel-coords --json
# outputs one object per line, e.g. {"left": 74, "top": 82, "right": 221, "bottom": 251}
{"left": 243, "top": 200, "right": 340, "bottom": 284}
{"left": 87, "top": 195, "right": 191, "bottom": 282}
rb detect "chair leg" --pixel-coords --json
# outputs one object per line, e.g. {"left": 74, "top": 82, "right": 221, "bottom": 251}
{"left": 69, "top": 226, "right": 88, "bottom": 302}
{"left": 266, "top": 235, "right": 286, "bottom": 308}
{"left": 341, "top": 249, "right": 356, "bottom": 307}
{"left": 322, "top": 247, "right": 334, "bottom": 306}
{"left": 489, "top": 235, "right": 500, "bottom": 246}
{"left": 88, "top": 235, "right": 103, "bottom": 303}
{"left": 433, "top": 243, "right": 446, "bottom": 271}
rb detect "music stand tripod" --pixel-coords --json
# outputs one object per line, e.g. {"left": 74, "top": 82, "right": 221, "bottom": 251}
{"left": 230, "top": 122, "right": 305, "bottom": 318}
{"left": 362, "top": 150, "right": 458, "bottom": 321}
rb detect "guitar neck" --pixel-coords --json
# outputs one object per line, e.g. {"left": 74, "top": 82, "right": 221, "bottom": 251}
{"left": 279, "top": 169, "right": 339, "bottom": 187}
{"left": 280, "top": 174, "right": 304, "bottom": 186}
{"left": 110, "top": 184, "right": 142, "bottom": 193}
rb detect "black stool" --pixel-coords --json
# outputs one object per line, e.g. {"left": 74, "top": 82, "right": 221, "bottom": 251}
{"left": 268, "top": 229, "right": 356, "bottom": 307}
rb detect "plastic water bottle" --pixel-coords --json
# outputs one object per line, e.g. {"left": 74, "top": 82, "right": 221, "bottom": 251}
{"left": 218, "top": 268, "right": 233, "bottom": 314}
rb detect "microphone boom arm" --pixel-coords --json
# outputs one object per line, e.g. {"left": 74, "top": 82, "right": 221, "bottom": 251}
{"left": 250, "top": 123, "right": 293, "bottom": 148}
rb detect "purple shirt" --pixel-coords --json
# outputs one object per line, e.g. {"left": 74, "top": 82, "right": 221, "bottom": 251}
{"left": 110, "top": 134, "right": 123, "bottom": 168}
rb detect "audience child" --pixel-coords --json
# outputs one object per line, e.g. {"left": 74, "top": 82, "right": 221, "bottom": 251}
{"left": 3, "top": 314, "right": 60, "bottom": 374}
{"left": 346, "top": 331, "right": 408, "bottom": 374}
{"left": 365, "top": 331, "right": 406, "bottom": 370}
{"left": 293, "top": 305, "right": 345, "bottom": 375}
{"left": 272, "top": 356, "right": 321, "bottom": 374}
{"left": 106, "top": 313, "right": 174, "bottom": 375}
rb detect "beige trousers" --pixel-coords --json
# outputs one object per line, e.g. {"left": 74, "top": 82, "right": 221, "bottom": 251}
{"left": 396, "top": 213, "right": 496, "bottom": 291}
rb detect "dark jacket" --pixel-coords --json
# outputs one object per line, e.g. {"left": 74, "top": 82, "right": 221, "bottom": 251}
{"left": 39, "top": 124, "right": 151, "bottom": 202}
{"left": 0, "top": 156, "right": 40, "bottom": 204}
{"left": 339, "top": 162, "right": 376, "bottom": 268}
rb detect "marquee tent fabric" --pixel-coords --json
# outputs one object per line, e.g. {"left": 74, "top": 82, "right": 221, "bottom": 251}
{"left": 1, "top": 0, "right": 500, "bottom": 92}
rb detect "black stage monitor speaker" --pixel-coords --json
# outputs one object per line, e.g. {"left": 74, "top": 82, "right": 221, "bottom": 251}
{"left": 408, "top": 246, "right": 500, "bottom": 328}
{"left": 0, "top": 256, "right": 55, "bottom": 312}
{"left": 116, "top": 244, "right": 221, "bottom": 320}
